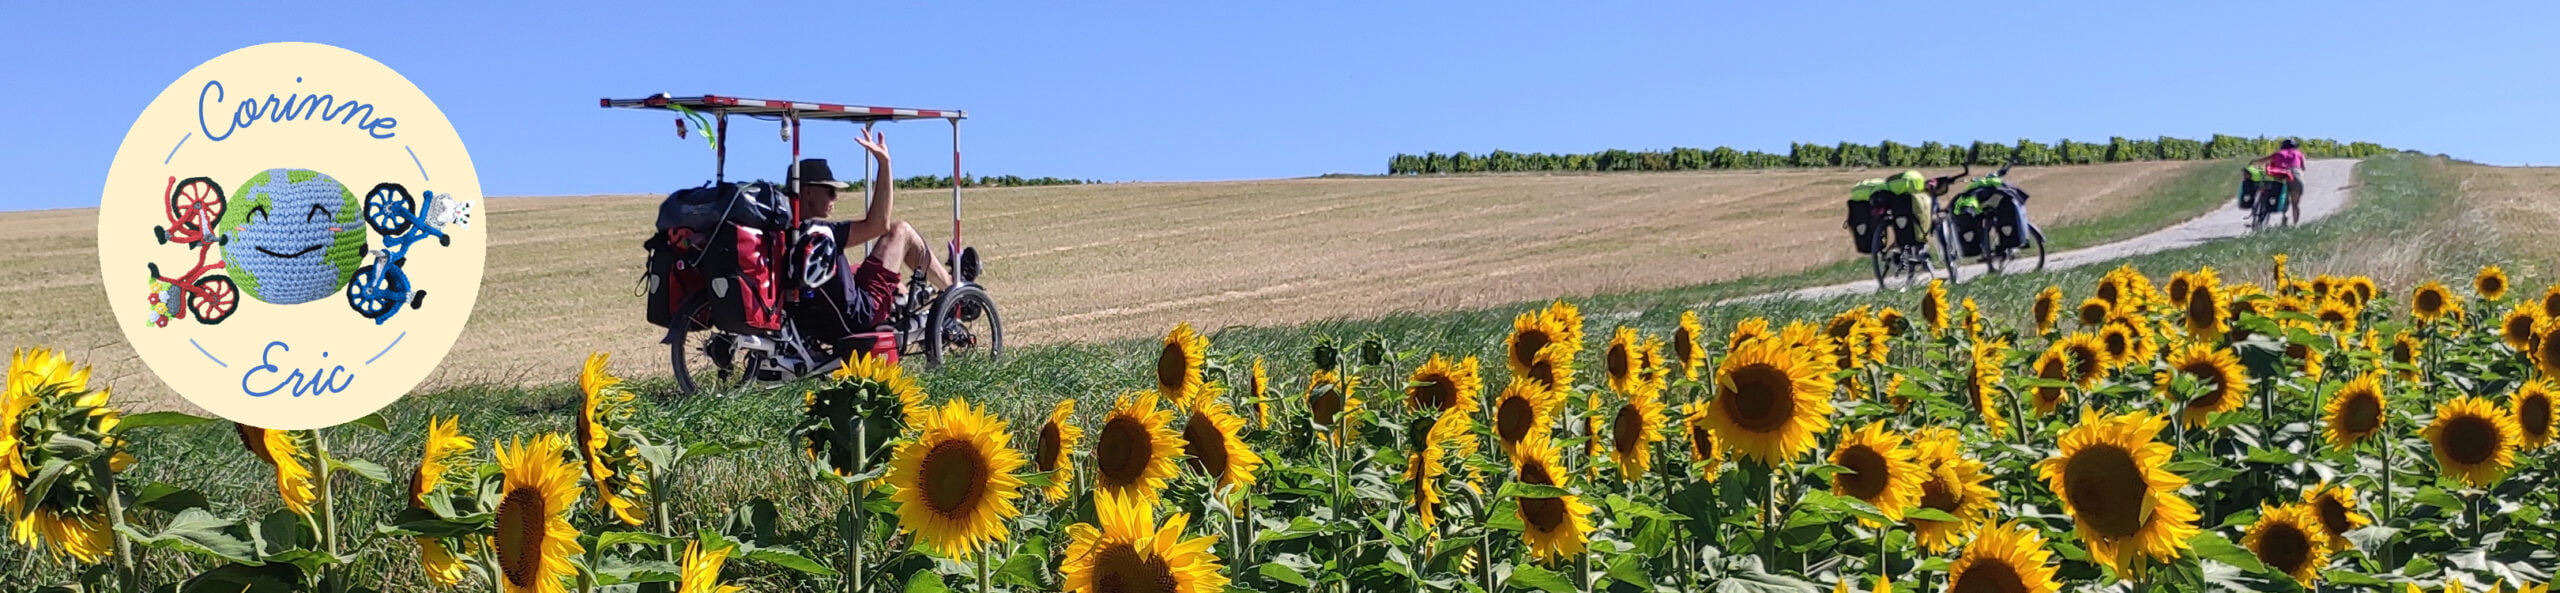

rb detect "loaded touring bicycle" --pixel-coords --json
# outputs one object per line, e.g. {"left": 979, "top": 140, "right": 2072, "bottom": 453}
{"left": 603, "top": 94, "right": 1002, "bottom": 394}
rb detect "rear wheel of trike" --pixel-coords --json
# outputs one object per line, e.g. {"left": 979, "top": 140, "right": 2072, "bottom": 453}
{"left": 926, "top": 284, "right": 1004, "bottom": 369}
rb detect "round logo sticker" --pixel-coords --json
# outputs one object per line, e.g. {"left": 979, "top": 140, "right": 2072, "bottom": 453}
{"left": 97, "top": 42, "right": 484, "bottom": 430}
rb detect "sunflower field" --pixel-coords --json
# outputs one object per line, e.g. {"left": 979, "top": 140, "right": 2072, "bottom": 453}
{"left": 9, "top": 253, "right": 2560, "bottom": 592}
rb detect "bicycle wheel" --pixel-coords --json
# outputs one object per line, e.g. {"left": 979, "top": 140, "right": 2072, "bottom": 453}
{"left": 1978, "top": 221, "right": 2004, "bottom": 275}
{"left": 925, "top": 284, "right": 1004, "bottom": 369}
{"left": 170, "top": 177, "right": 224, "bottom": 237}
{"left": 364, "top": 184, "right": 415, "bottom": 237}
{"left": 346, "top": 264, "right": 402, "bottom": 319}
{"left": 2024, "top": 224, "right": 2048, "bottom": 272}
{"left": 190, "top": 275, "right": 239, "bottom": 325}
{"left": 1934, "top": 219, "right": 1961, "bottom": 284}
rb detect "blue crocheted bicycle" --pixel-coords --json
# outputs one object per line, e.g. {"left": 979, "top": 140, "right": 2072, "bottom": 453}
{"left": 345, "top": 183, "right": 452, "bottom": 324}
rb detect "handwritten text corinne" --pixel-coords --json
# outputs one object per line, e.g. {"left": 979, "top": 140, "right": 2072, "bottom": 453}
{"left": 197, "top": 79, "right": 399, "bottom": 142}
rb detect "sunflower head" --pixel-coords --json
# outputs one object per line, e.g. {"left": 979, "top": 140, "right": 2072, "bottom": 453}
{"left": 1707, "top": 337, "right": 1835, "bottom": 465}
{"left": 2535, "top": 317, "right": 2560, "bottom": 379}
{"left": 1155, "top": 322, "right": 1210, "bottom": 407}
{"left": 1947, "top": 521, "right": 2063, "bottom": 593}
{"left": 2159, "top": 343, "right": 2249, "bottom": 429}
{"left": 2388, "top": 331, "right": 2424, "bottom": 381}
{"left": 2323, "top": 372, "right": 2388, "bottom": 450}
{"left": 1094, "top": 390, "right": 1186, "bottom": 505}
{"left": 1678, "top": 402, "right": 1725, "bottom": 470}
{"left": 2185, "top": 279, "right": 2227, "bottom": 343}
{"left": 2036, "top": 408, "right": 2199, "bottom": 576}
{"left": 1506, "top": 311, "right": 1566, "bottom": 378}
{"left": 2077, "top": 297, "right": 2112, "bottom": 328}
{"left": 677, "top": 539, "right": 745, "bottom": 593}
{"left": 1875, "top": 308, "right": 1908, "bottom": 338}
{"left": 2034, "top": 286, "right": 2065, "bottom": 335}
{"left": 885, "top": 399, "right": 1028, "bottom": 556}
{"left": 2029, "top": 346, "right": 2073, "bottom": 417}
{"left": 1245, "top": 357, "right": 1270, "bottom": 429}
{"left": 1406, "top": 354, "right": 1485, "bottom": 415}
{"left": 1510, "top": 429, "right": 1594, "bottom": 565}
{"left": 1182, "top": 387, "right": 1265, "bottom": 493}
{"left": 1969, "top": 340, "right": 2012, "bottom": 437}
{"left": 1921, "top": 279, "right": 1951, "bottom": 337}
{"left": 2424, "top": 395, "right": 2523, "bottom": 488}
{"left": 2543, "top": 285, "right": 2560, "bottom": 320}
{"left": 1061, "top": 490, "right": 1230, "bottom": 593}
{"left": 1607, "top": 390, "right": 1668, "bottom": 478}
{"left": 1491, "top": 380, "right": 1558, "bottom": 458}
{"left": 576, "top": 353, "right": 651, "bottom": 526}
{"left": 412, "top": 416, "right": 478, "bottom": 510}
{"left": 1908, "top": 429, "right": 2000, "bottom": 554}
{"left": 1543, "top": 300, "right": 1586, "bottom": 348}
{"left": 1673, "top": 311, "right": 1706, "bottom": 381}
{"left": 2502, "top": 305, "right": 2545, "bottom": 353}
{"left": 1402, "top": 413, "right": 1475, "bottom": 529}
{"left": 1603, "top": 327, "right": 1645, "bottom": 395}
{"left": 2244, "top": 503, "right": 2332, "bottom": 586}
{"left": 2301, "top": 481, "right": 2371, "bottom": 552}
{"left": 2166, "top": 272, "right": 2194, "bottom": 307}
{"left": 2413, "top": 281, "right": 2462, "bottom": 324}
{"left": 1034, "top": 399, "right": 1084, "bottom": 502}
{"left": 235, "top": 424, "right": 318, "bottom": 515}
{"left": 800, "top": 353, "right": 915, "bottom": 478}
{"left": 2514, "top": 380, "right": 2558, "bottom": 450}
{"left": 2479, "top": 265, "right": 2511, "bottom": 302}
{"left": 3, "top": 348, "right": 123, "bottom": 565}
{"left": 494, "top": 434, "right": 585, "bottom": 593}
{"left": 1829, "top": 420, "right": 1922, "bottom": 525}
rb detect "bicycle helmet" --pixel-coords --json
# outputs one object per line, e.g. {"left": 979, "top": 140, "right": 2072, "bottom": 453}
{"left": 2280, "top": 138, "right": 2299, "bottom": 149}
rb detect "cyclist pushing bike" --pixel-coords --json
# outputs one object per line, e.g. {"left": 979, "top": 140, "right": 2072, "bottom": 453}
{"left": 2241, "top": 138, "right": 2309, "bottom": 225}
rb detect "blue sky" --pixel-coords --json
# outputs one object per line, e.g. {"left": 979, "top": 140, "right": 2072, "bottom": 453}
{"left": 5, "top": 1, "right": 2555, "bottom": 211}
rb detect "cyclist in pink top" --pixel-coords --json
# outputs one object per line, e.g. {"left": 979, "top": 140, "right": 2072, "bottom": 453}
{"left": 2249, "top": 139, "right": 2309, "bottom": 224}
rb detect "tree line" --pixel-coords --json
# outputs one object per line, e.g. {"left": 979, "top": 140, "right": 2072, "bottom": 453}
{"left": 1384, "top": 135, "right": 2403, "bottom": 175}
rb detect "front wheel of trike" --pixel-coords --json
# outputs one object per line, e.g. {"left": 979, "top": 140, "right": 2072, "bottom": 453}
{"left": 925, "top": 284, "right": 1003, "bottom": 370}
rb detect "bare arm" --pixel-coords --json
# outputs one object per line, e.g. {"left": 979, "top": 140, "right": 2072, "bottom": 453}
{"left": 844, "top": 129, "right": 895, "bottom": 243}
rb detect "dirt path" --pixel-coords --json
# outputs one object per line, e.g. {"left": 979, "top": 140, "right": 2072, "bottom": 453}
{"left": 1733, "top": 159, "right": 2359, "bottom": 303}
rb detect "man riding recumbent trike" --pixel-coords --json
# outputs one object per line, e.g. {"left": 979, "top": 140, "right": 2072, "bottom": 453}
{"left": 603, "top": 94, "right": 1003, "bottom": 394}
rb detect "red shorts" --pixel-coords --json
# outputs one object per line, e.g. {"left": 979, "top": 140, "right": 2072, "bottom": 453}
{"left": 847, "top": 254, "right": 900, "bottom": 328}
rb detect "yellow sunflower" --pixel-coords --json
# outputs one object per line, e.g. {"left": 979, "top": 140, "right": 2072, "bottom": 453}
{"left": 2037, "top": 408, "right": 2200, "bottom": 576}
{"left": 1507, "top": 310, "right": 1567, "bottom": 380}
{"left": 1402, "top": 413, "right": 1472, "bottom": 529}
{"left": 1156, "top": 323, "right": 1209, "bottom": 409}
{"left": 1875, "top": 308, "right": 1908, "bottom": 339}
{"left": 884, "top": 399, "right": 1027, "bottom": 556}
{"left": 2034, "top": 286, "right": 2065, "bottom": 335}
{"left": 2502, "top": 305, "right": 2544, "bottom": 353}
{"left": 1921, "top": 279, "right": 1950, "bottom": 337}
{"left": 2029, "top": 347, "right": 2073, "bottom": 417}
{"left": 1961, "top": 297, "right": 1986, "bottom": 343}
{"left": 2479, "top": 265, "right": 2512, "bottom": 302}
{"left": 2, "top": 349, "right": 120, "bottom": 565}
{"left": 2283, "top": 328, "right": 2328, "bottom": 380}
{"left": 577, "top": 352, "right": 650, "bottom": 526}
{"left": 2271, "top": 253, "right": 2291, "bottom": 287}
{"left": 1673, "top": 311, "right": 1706, "bottom": 381}
{"left": 1034, "top": 400, "right": 1083, "bottom": 502}
{"left": 1608, "top": 389, "right": 1667, "bottom": 478}
{"left": 1969, "top": 339, "right": 2012, "bottom": 437}
{"left": 1524, "top": 341, "right": 1577, "bottom": 394}
{"left": 2185, "top": 279, "right": 2227, "bottom": 343}
{"left": 830, "top": 351, "right": 928, "bottom": 426}
{"left": 2514, "top": 380, "right": 2558, "bottom": 449}
{"left": 2324, "top": 372, "right": 2388, "bottom": 450}
{"left": 2346, "top": 275, "right": 2378, "bottom": 306}
{"left": 1946, "top": 521, "right": 2063, "bottom": 593}
{"left": 2244, "top": 503, "right": 2332, "bottom": 587}
{"left": 1544, "top": 300, "right": 1587, "bottom": 349}
{"left": 2413, "top": 281, "right": 2462, "bottom": 324}
{"left": 2157, "top": 344, "right": 2248, "bottom": 429}
{"left": 1093, "top": 390, "right": 1185, "bottom": 505}
{"left": 2389, "top": 331, "right": 2424, "bottom": 382}
{"left": 1825, "top": 308, "right": 1871, "bottom": 371}
{"left": 2423, "top": 396, "right": 2523, "bottom": 489}
{"left": 2317, "top": 300, "right": 2359, "bottom": 334}
{"left": 677, "top": 540, "right": 744, "bottom": 593}
{"left": 1492, "top": 380, "right": 1558, "bottom": 459}
{"left": 2078, "top": 297, "right": 2112, "bottom": 328}
{"left": 412, "top": 416, "right": 479, "bottom": 587}
{"left": 1707, "top": 336, "right": 1835, "bottom": 465}
{"left": 1603, "top": 328, "right": 1644, "bottom": 395}
{"left": 2535, "top": 317, "right": 2560, "bottom": 379}
{"left": 2543, "top": 285, "right": 2560, "bottom": 320}
{"left": 2095, "top": 275, "right": 2124, "bottom": 309}
{"left": 2302, "top": 482, "right": 2371, "bottom": 552}
{"left": 2166, "top": 272, "right": 2194, "bottom": 307}
{"left": 1678, "top": 402, "right": 1725, "bottom": 472}
{"left": 1907, "top": 428, "right": 1999, "bottom": 554}
{"left": 1829, "top": 420, "right": 1922, "bottom": 524}
{"left": 493, "top": 435, "right": 584, "bottom": 593}
{"left": 1511, "top": 430, "right": 1594, "bottom": 565}
{"left": 1246, "top": 357, "right": 1269, "bottom": 430}
{"left": 235, "top": 423, "right": 317, "bottom": 515}
{"left": 2099, "top": 324, "right": 2140, "bottom": 371}
{"left": 1060, "top": 490, "right": 1229, "bottom": 593}
{"left": 1407, "top": 354, "right": 1484, "bottom": 415}
{"left": 1182, "top": 387, "right": 1264, "bottom": 493}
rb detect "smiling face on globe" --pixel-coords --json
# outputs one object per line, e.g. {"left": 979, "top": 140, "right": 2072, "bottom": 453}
{"left": 217, "top": 168, "right": 366, "bottom": 305}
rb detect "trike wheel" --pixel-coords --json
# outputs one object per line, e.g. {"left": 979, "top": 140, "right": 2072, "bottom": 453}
{"left": 925, "top": 284, "right": 1003, "bottom": 369}
{"left": 364, "top": 184, "right": 416, "bottom": 237}
{"left": 191, "top": 275, "right": 239, "bottom": 325}
{"left": 170, "top": 177, "right": 225, "bottom": 237}
{"left": 346, "top": 264, "right": 405, "bottom": 320}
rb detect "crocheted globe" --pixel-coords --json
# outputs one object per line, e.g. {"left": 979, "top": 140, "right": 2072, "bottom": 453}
{"left": 217, "top": 169, "right": 366, "bottom": 305}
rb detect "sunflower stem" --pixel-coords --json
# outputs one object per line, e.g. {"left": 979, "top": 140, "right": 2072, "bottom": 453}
{"left": 92, "top": 455, "right": 139, "bottom": 593}
{"left": 1872, "top": 522, "right": 1888, "bottom": 585}
{"left": 974, "top": 543, "right": 991, "bottom": 593}
{"left": 311, "top": 427, "right": 341, "bottom": 593}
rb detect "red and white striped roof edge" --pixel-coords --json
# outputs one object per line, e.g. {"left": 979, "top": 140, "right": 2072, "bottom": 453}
{"left": 599, "top": 94, "right": 964, "bottom": 121}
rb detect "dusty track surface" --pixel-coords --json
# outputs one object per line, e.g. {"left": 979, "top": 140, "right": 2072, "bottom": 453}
{"left": 1738, "top": 159, "right": 2359, "bottom": 303}
{"left": 2, "top": 161, "right": 2203, "bottom": 407}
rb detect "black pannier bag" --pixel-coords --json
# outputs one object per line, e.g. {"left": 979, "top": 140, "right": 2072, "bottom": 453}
{"left": 655, "top": 181, "right": 793, "bottom": 232}
{"left": 1846, "top": 200, "right": 1878, "bottom": 254}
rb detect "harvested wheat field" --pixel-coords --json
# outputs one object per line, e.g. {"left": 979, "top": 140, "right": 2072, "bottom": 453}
{"left": 2, "top": 160, "right": 2205, "bottom": 406}
{"left": 2456, "top": 164, "right": 2560, "bottom": 275}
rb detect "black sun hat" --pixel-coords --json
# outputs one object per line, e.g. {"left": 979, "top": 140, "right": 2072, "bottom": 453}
{"left": 790, "top": 158, "right": 850, "bottom": 189}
